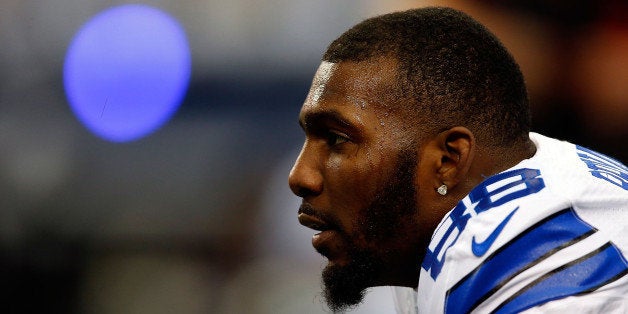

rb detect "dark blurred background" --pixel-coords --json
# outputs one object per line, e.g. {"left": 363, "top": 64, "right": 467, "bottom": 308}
{"left": 0, "top": 1, "right": 626, "bottom": 313}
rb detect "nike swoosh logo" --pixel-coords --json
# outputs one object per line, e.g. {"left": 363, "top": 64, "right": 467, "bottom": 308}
{"left": 472, "top": 206, "right": 520, "bottom": 257}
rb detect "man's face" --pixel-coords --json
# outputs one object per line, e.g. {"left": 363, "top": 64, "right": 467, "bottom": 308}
{"left": 289, "top": 59, "right": 425, "bottom": 311}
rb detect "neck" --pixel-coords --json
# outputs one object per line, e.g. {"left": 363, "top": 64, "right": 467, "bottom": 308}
{"left": 456, "top": 136, "right": 537, "bottom": 200}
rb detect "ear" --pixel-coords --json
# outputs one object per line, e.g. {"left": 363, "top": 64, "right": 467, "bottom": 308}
{"left": 434, "top": 127, "right": 475, "bottom": 191}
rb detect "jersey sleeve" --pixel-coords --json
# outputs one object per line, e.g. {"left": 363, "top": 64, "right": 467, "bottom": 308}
{"left": 444, "top": 207, "right": 628, "bottom": 313}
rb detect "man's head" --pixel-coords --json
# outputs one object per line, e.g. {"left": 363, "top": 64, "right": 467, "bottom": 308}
{"left": 323, "top": 6, "right": 530, "bottom": 147}
{"left": 290, "top": 7, "right": 532, "bottom": 312}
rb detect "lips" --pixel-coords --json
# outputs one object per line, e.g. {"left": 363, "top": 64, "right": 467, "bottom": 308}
{"left": 298, "top": 212, "right": 336, "bottom": 256}
{"left": 297, "top": 204, "right": 342, "bottom": 259}
{"left": 298, "top": 212, "right": 331, "bottom": 232}
{"left": 297, "top": 202, "right": 337, "bottom": 232}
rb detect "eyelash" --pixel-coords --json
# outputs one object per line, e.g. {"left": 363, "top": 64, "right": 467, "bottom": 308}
{"left": 325, "top": 131, "right": 349, "bottom": 147}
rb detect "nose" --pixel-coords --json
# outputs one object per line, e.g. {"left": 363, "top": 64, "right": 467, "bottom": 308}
{"left": 288, "top": 144, "right": 323, "bottom": 198}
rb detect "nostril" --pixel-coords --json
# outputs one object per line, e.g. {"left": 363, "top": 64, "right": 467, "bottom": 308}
{"left": 289, "top": 172, "right": 322, "bottom": 197}
{"left": 288, "top": 174, "right": 320, "bottom": 198}
{"left": 295, "top": 187, "right": 313, "bottom": 198}
{"left": 288, "top": 170, "right": 312, "bottom": 197}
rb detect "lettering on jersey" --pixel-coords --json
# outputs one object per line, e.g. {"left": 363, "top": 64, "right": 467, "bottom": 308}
{"left": 576, "top": 145, "right": 627, "bottom": 190}
{"left": 422, "top": 168, "right": 545, "bottom": 280}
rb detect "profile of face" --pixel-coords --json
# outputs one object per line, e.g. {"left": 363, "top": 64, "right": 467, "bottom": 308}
{"left": 289, "top": 59, "right": 428, "bottom": 312}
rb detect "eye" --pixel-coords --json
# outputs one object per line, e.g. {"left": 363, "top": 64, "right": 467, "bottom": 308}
{"left": 326, "top": 131, "right": 349, "bottom": 146}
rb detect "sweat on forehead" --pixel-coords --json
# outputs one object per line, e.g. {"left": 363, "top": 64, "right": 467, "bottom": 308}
{"left": 306, "top": 58, "right": 408, "bottom": 112}
{"left": 300, "top": 58, "right": 427, "bottom": 150}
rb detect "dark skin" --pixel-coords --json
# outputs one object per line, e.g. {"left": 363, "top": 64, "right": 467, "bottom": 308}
{"left": 289, "top": 56, "right": 536, "bottom": 290}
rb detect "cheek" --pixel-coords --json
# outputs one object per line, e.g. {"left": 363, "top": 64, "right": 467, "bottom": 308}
{"left": 326, "top": 154, "right": 343, "bottom": 171}
{"left": 324, "top": 151, "right": 384, "bottom": 208}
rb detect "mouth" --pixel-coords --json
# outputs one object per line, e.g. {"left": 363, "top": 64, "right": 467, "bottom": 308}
{"left": 297, "top": 202, "right": 336, "bottom": 231}
{"left": 298, "top": 204, "right": 344, "bottom": 261}
{"left": 298, "top": 212, "right": 331, "bottom": 232}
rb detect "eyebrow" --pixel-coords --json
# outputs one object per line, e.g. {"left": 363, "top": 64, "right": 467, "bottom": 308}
{"left": 299, "top": 110, "right": 354, "bottom": 132}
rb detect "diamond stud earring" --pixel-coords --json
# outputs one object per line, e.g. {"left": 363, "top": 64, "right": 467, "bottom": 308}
{"left": 437, "top": 184, "right": 448, "bottom": 196}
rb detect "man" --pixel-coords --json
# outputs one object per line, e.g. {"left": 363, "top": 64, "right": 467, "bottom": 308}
{"left": 288, "top": 6, "right": 628, "bottom": 313}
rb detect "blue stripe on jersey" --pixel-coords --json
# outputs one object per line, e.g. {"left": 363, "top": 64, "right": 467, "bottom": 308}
{"left": 445, "top": 208, "right": 596, "bottom": 314}
{"left": 494, "top": 242, "right": 628, "bottom": 314}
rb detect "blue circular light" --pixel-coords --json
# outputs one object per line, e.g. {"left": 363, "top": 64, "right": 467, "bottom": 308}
{"left": 64, "top": 4, "right": 191, "bottom": 142}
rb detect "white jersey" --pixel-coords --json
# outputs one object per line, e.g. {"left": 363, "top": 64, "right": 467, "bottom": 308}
{"left": 396, "top": 133, "right": 628, "bottom": 313}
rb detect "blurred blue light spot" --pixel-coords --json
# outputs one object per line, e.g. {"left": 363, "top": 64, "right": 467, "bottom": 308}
{"left": 64, "top": 4, "right": 191, "bottom": 142}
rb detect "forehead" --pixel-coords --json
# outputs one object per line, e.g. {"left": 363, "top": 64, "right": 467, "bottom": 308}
{"left": 304, "top": 58, "right": 399, "bottom": 111}
{"left": 300, "top": 58, "right": 402, "bottom": 127}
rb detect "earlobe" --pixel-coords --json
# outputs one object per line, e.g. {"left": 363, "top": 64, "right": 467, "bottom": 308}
{"left": 437, "top": 127, "right": 474, "bottom": 190}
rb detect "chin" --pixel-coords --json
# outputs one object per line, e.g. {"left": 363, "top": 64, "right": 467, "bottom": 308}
{"left": 320, "top": 249, "right": 384, "bottom": 312}
{"left": 321, "top": 263, "right": 369, "bottom": 312}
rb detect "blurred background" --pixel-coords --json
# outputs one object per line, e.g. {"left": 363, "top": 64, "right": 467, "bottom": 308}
{"left": 0, "top": 0, "right": 626, "bottom": 313}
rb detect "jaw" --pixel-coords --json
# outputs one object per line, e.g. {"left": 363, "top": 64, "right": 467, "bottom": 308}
{"left": 319, "top": 238, "right": 421, "bottom": 312}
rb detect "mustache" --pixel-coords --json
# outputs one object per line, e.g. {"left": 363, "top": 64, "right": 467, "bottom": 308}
{"left": 298, "top": 202, "right": 341, "bottom": 231}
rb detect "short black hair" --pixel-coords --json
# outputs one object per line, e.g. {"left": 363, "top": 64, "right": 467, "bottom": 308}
{"left": 323, "top": 7, "right": 530, "bottom": 146}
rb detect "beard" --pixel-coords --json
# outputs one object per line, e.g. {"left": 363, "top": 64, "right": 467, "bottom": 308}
{"left": 321, "top": 151, "right": 419, "bottom": 312}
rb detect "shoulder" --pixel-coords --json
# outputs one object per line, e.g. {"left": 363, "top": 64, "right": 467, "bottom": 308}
{"left": 519, "top": 273, "right": 628, "bottom": 313}
{"left": 448, "top": 206, "right": 628, "bottom": 313}
{"left": 419, "top": 134, "right": 628, "bottom": 313}
{"left": 527, "top": 133, "right": 628, "bottom": 251}
{"left": 527, "top": 132, "right": 627, "bottom": 196}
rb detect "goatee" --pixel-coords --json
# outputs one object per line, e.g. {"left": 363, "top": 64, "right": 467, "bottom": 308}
{"left": 321, "top": 249, "right": 382, "bottom": 313}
